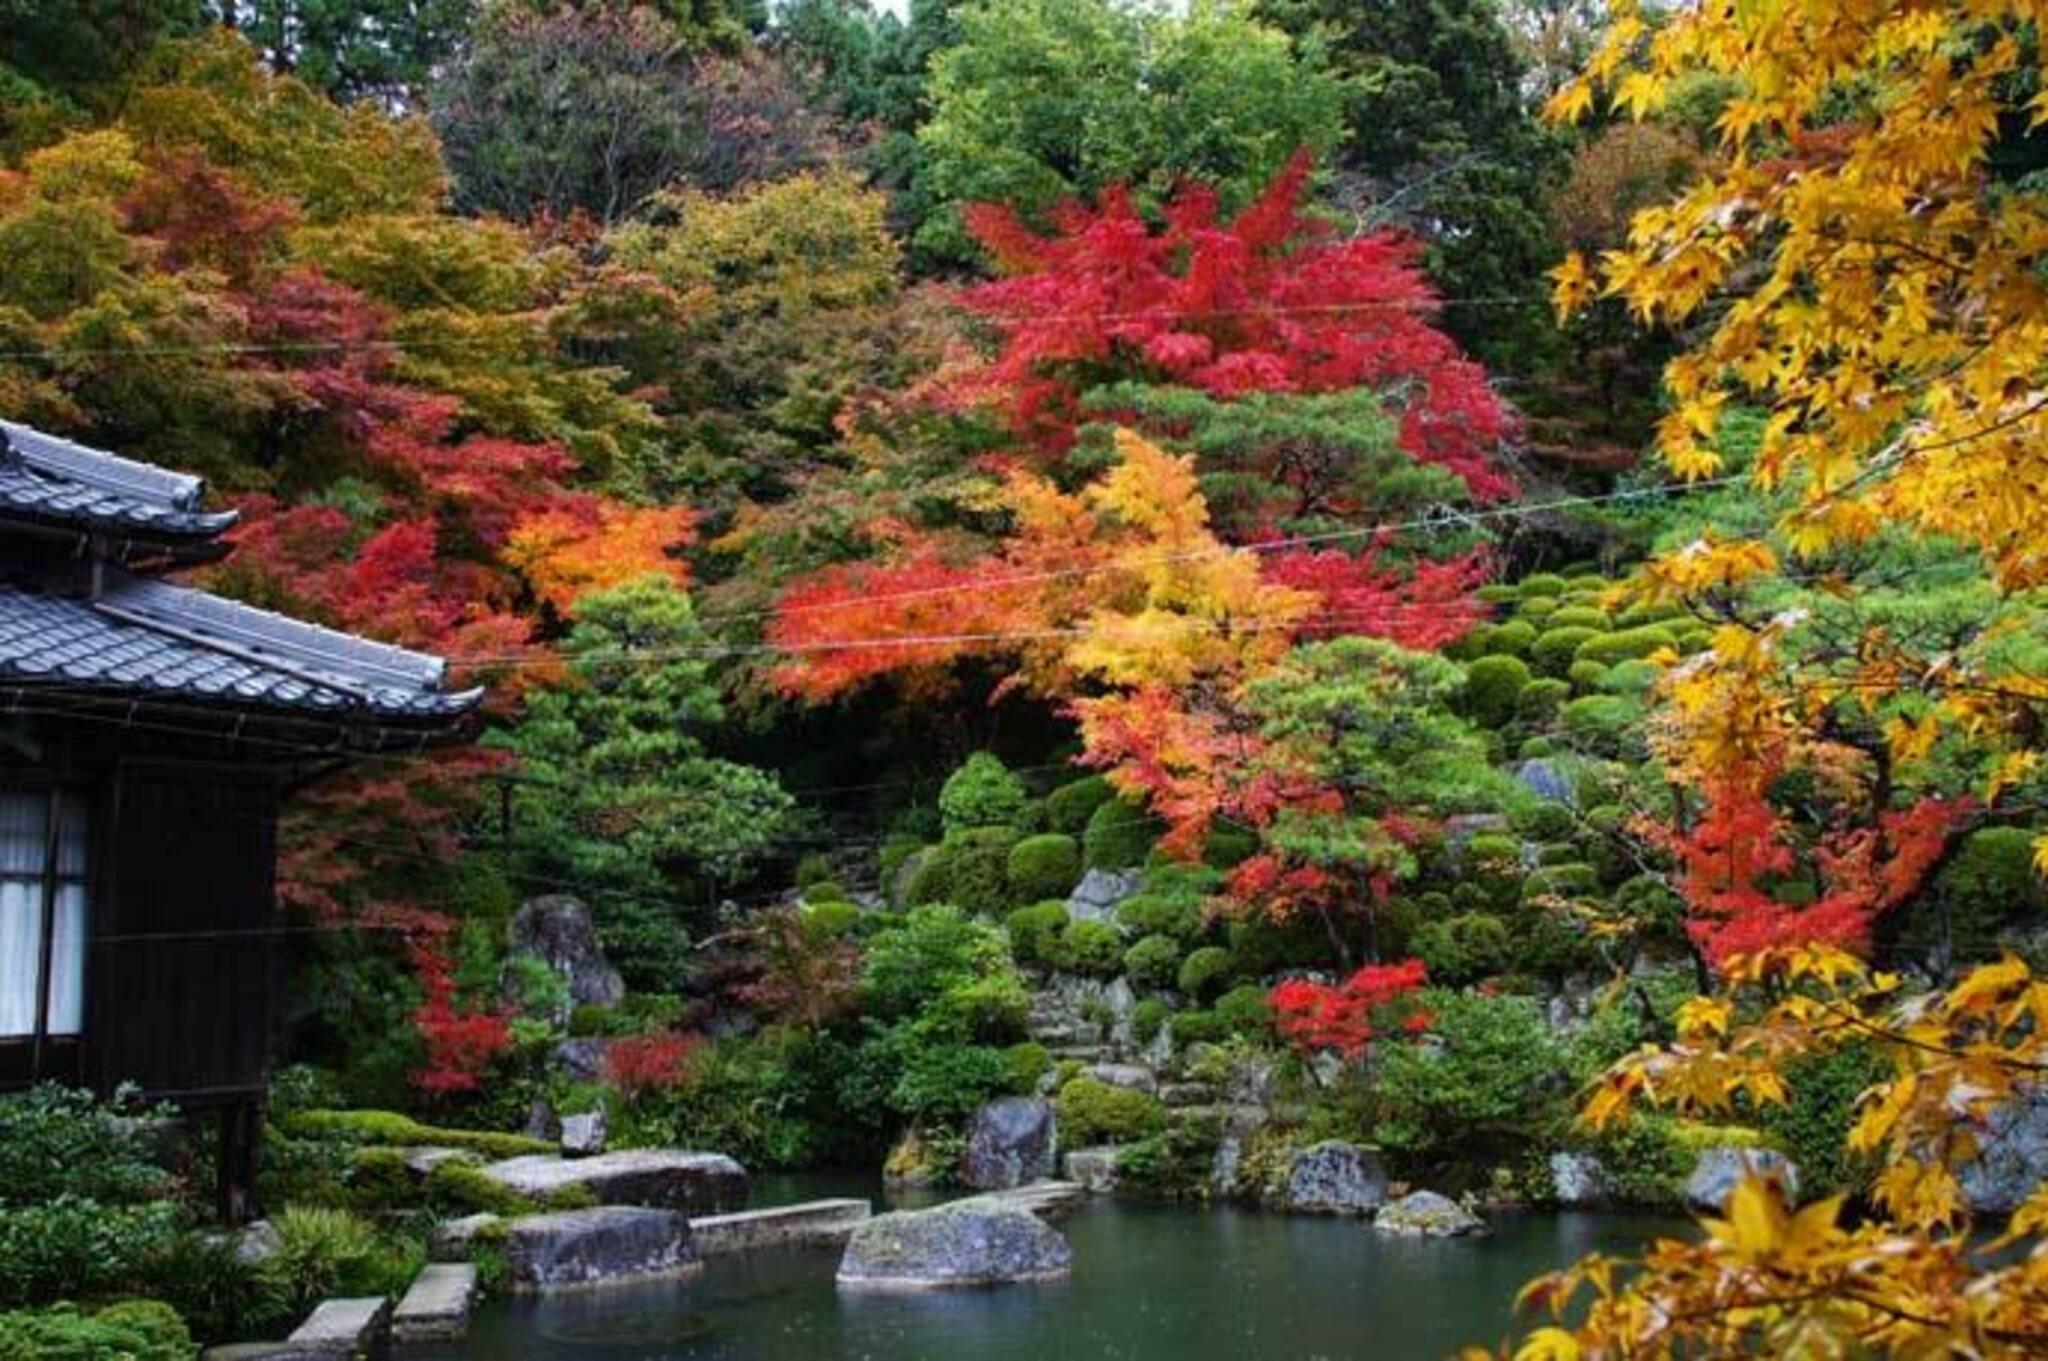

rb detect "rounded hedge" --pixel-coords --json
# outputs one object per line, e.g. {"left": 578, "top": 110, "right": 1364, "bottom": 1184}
{"left": 1565, "top": 658, "right": 1608, "bottom": 693}
{"left": 942, "top": 826, "right": 1023, "bottom": 915}
{"left": 1169, "top": 1010, "right": 1228, "bottom": 1045}
{"left": 1575, "top": 624, "right": 1678, "bottom": 667}
{"left": 1517, "top": 677, "right": 1571, "bottom": 720}
{"left": 1132, "top": 997, "right": 1170, "bottom": 1043}
{"left": 1007, "top": 833, "right": 1082, "bottom": 904}
{"left": 1511, "top": 800, "right": 1577, "bottom": 841}
{"left": 1532, "top": 626, "right": 1602, "bottom": 676}
{"left": 939, "top": 752, "right": 1031, "bottom": 832}
{"left": 1547, "top": 605, "right": 1611, "bottom": 632}
{"left": 1487, "top": 619, "right": 1538, "bottom": 657}
{"left": 1475, "top": 583, "right": 1520, "bottom": 603}
{"left": 1601, "top": 658, "right": 1660, "bottom": 694}
{"left": 1004, "top": 901, "right": 1070, "bottom": 967}
{"left": 1519, "top": 595, "right": 1559, "bottom": 620}
{"left": 1177, "top": 945, "right": 1235, "bottom": 999}
{"left": 1411, "top": 911, "right": 1512, "bottom": 985}
{"left": 1123, "top": 933, "right": 1184, "bottom": 990}
{"left": 802, "top": 900, "right": 862, "bottom": 938}
{"left": 1117, "top": 892, "right": 1204, "bottom": 942}
{"left": 1560, "top": 694, "right": 1640, "bottom": 756}
{"left": 800, "top": 878, "right": 849, "bottom": 904}
{"left": 1463, "top": 832, "right": 1523, "bottom": 874}
{"left": 1083, "top": 797, "right": 1160, "bottom": 870}
{"left": 1524, "top": 862, "right": 1600, "bottom": 900}
{"left": 1045, "top": 775, "right": 1115, "bottom": 835}
{"left": 1460, "top": 654, "right": 1531, "bottom": 728}
{"left": 1518, "top": 572, "right": 1569, "bottom": 597}
{"left": 1056, "top": 919, "right": 1126, "bottom": 977}
{"left": 793, "top": 851, "right": 835, "bottom": 888}
{"left": 1055, "top": 1077, "right": 1166, "bottom": 1145}
{"left": 1213, "top": 984, "right": 1273, "bottom": 1035}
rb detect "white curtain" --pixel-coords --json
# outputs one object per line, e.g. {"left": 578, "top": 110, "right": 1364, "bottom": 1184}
{"left": 47, "top": 793, "right": 86, "bottom": 1035}
{"left": 0, "top": 793, "right": 47, "bottom": 1038}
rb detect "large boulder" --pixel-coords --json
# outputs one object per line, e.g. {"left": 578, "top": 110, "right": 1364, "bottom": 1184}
{"left": 1375, "top": 1190, "right": 1486, "bottom": 1237}
{"left": 501, "top": 1207, "right": 697, "bottom": 1291}
{"left": 1281, "top": 1140, "right": 1388, "bottom": 1216}
{"left": 1683, "top": 1146, "right": 1800, "bottom": 1215}
{"left": 507, "top": 896, "right": 625, "bottom": 1017}
{"left": 482, "top": 1149, "right": 747, "bottom": 1215}
{"left": 961, "top": 1097, "right": 1057, "bottom": 1191}
{"left": 1065, "top": 868, "right": 1142, "bottom": 925}
{"left": 836, "top": 1202, "right": 1071, "bottom": 1289}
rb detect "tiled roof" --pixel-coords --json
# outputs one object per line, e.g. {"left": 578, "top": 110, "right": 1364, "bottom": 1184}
{"left": 0, "top": 574, "right": 482, "bottom": 725}
{"left": 0, "top": 421, "right": 240, "bottom": 539}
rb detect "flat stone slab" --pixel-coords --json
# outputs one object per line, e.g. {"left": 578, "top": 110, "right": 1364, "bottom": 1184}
{"left": 837, "top": 1201, "right": 1071, "bottom": 1289}
{"left": 202, "top": 1347, "right": 331, "bottom": 1361}
{"left": 392, "top": 1263, "right": 477, "bottom": 1344}
{"left": 481, "top": 1149, "right": 748, "bottom": 1215}
{"left": 965, "top": 1180, "right": 1086, "bottom": 1221}
{"left": 286, "top": 1297, "right": 392, "bottom": 1357}
{"left": 689, "top": 1199, "right": 871, "bottom": 1255}
{"left": 402, "top": 1147, "right": 477, "bottom": 1178}
{"left": 1062, "top": 1147, "right": 1123, "bottom": 1194}
{"left": 427, "top": 1212, "right": 502, "bottom": 1262}
{"left": 502, "top": 1206, "right": 698, "bottom": 1292}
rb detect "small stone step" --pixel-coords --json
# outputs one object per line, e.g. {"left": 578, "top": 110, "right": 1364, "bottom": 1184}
{"left": 393, "top": 1263, "right": 477, "bottom": 1344}
{"left": 689, "top": 1198, "right": 871, "bottom": 1255}
{"left": 427, "top": 1212, "right": 502, "bottom": 1262}
{"left": 286, "top": 1297, "right": 392, "bottom": 1357}
{"left": 480, "top": 1148, "right": 748, "bottom": 1215}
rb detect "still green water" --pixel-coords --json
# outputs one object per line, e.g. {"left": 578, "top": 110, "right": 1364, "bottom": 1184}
{"left": 426, "top": 1175, "right": 1683, "bottom": 1361}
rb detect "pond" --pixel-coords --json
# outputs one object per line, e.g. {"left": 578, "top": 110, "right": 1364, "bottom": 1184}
{"left": 422, "top": 1174, "right": 1684, "bottom": 1361}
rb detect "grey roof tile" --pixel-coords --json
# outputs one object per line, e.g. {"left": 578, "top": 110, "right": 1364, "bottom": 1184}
{"left": 0, "top": 421, "right": 239, "bottom": 538}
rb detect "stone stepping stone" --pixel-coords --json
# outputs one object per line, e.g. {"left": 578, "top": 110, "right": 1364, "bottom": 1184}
{"left": 393, "top": 1262, "right": 478, "bottom": 1344}
{"left": 689, "top": 1199, "right": 871, "bottom": 1255}
{"left": 967, "top": 1179, "right": 1086, "bottom": 1221}
{"left": 286, "top": 1297, "right": 392, "bottom": 1357}
{"left": 427, "top": 1212, "right": 501, "bottom": 1262}
{"left": 481, "top": 1149, "right": 747, "bottom": 1215}
{"left": 502, "top": 1206, "right": 698, "bottom": 1292}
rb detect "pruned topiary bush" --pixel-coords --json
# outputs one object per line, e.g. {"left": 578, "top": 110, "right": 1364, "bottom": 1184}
{"left": 1117, "top": 892, "right": 1204, "bottom": 942}
{"left": 938, "top": 751, "right": 1031, "bottom": 833}
{"left": 1177, "top": 945, "right": 1235, "bottom": 999}
{"left": 1053, "top": 919, "right": 1126, "bottom": 977}
{"left": 1460, "top": 654, "right": 1531, "bottom": 728}
{"left": 1575, "top": 624, "right": 1679, "bottom": 667}
{"left": 1056, "top": 1077, "right": 1167, "bottom": 1146}
{"left": 1006, "top": 833, "right": 1082, "bottom": 904}
{"left": 1045, "top": 774, "right": 1115, "bottom": 834}
{"left": 940, "top": 826, "right": 1023, "bottom": 916}
{"left": 1531, "top": 626, "right": 1602, "bottom": 676}
{"left": 1122, "top": 933, "right": 1183, "bottom": 990}
{"left": 1083, "top": 796, "right": 1160, "bottom": 869}
{"left": 1004, "top": 901, "right": 1072, "bottom": 968}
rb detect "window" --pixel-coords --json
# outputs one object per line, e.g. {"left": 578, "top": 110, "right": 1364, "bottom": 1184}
{"left": 0, "top": 790, "right": 87, "bottom": 1041}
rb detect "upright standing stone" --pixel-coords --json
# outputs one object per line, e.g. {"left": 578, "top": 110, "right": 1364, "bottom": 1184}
{"left": 1683, "top": 1146, "right": 1800, "bottom": 1214}
{"left": 506, "top": 896, "right": 625, "bottom": 1018}
{"left": 961, "top": 1096, "right": 1057, "bottom": 1190}
{"left": 1280, "top": 1140, "right": 1388, "bottom": 1216}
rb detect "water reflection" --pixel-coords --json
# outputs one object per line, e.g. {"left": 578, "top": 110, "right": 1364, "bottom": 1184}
{"left": 423, "top": 1180, "right": 1685, "bottom": 1361}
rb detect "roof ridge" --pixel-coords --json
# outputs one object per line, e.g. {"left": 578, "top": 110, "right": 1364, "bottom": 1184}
{"left": 0, "top": 420, "right": 208, "bottom": 511}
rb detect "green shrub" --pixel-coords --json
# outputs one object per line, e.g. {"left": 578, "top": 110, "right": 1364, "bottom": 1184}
{"left": 802, "top": 900, "right": 862, "bottom": 938}
{"left": 1518, "top": 595, "right": 1558, "bottom": 619}
{"left": 1055, "top": 1078, "right": 1166, "bottom": 1146}
{"left": 1511, "top": 800, "right": 1576, "bottom": 840}
{"left": 1373, "top": 990, "right": 1563, "bottom": 1158}
{"left": 1213, "top": 984, "right": 1272, "bottom": 1036}
{"left": 281, "top": 1110, "right": 551, "bottom": 1158}
{"left": 799, "top": 878, "right": 848, "bottom": 904}
{"left": 1202, "top": 822, "right": 1260, "bottom": 868}
{"left": 1757, "top": 1044, "right": 1887, "bottom": 1197}
{"left": 1601, "top": 658, "right": 1660, "bottom": 694}
{"left": 1524, "top": 862, "right": 1600, "bottom": 900}
{"left": 1004, "top": 1042, "right": 1052, "bottom": 1094}
{"left": 1536, "top": 841, "right": 1580, "bottom": 866}
{"left": 0, "top": 1199, "right": 181, "bottom": 1305}
{"left": 1615, "top": 600, "right": 1688, "bottom": 628}
{"left": 1900, "top": 826, "right": 2048, "bottom": 962}
{"left": 1004, "top": 901, "right": 1072, "bottom": 968}
{"left": 1117, "top": 892, "right": 1203, "bottom": 942}
{"left": 1475, "top": 583, "right": 1519, "bottom": 603}
{"left": 1132, "top": 998, "right": 1170, "bottom": 1043}
{"left": 1007, "top": 833, "right": 1082, "bottom": 904}
{"left": 938, "top": 752, "right": 1031, "bottom": 832}
{"left": 1177, "top": 946, "right": 1235, "bottom": 999}
{"left": 1083, "top": 797, "right": 1160, "bottom": 869}
{"left": 902, "top": 846, "right": 948, "bottom": 906}
{"left": 1575, "top": 624, "right": 1678, "bottom": 666}
{"left": 925, "top": 970, "right": 1032, "bottom": 1043}
{"left": 1517, "top": 677, "right": 1570, "bottom": 719}
{"left": 1460, "top": 654, "right": 1531, "bottom": 728}
{"left": 864, "top": 904, "right": 1013, "bottom": 1017}
{"left": 1122, "top": 934, "right": 1184, "bottom": 990}
{"left": 943, "top": 826, "right": 1024, "bottom": 915}
{"left": 1566, "top": 659, "right": 1608, "bottom": 692}
{"left": 1518, "top": 572, "right": 1569, "bottom": 598}
{"left": 1531, "top": 626, "right": 1601, "bottom": 676}
{"left": 878, "top": 836, "right": 922, "bottom": 888}
{"left": 890, "top": 1043, "right": 1014, "bottom": 1124}
{"left": 146, "top": 1231, "right": 292, "bottom": 1345}
{"left": 1410, "top": 912, "right": 1512, "bottom": 985}
{"left": 0, "top": 1085, "right": 174, "bottom": 1207}
{"left": 266, "top": 1204, "right": 410, "bottom": 1316}
{"left": 1519, "top": 735, "right": 1556, "bottom": 757}
{"left": 1045, "top": 775, "right": 1115, "bottom": 834}
{"left": 346, "top": 1147, "right": 415, "bottom": 1210}
{"left": 0, "top": 1301, "right": 193, "bottom": 1361}
{"left": 1487, "top": 619, "right": 1538, "bottom": 657}
{"left": 1463, "top": 832, "right": 1523, "bottom": 874}
{"left": 1169, "top": 1010, "right": 1228, "bottom": 1045}
{"left": 1547, "top": 605, "right": 1611, "bottom": 632}
{"left": 794, "top": 852, "right": 835, "bottom": 888}
{"left": 1560, "top": 694, "right": 1641, "bottom": 756}
{"left": 1054, "top": 920, "right": 1126, "bottom": 977}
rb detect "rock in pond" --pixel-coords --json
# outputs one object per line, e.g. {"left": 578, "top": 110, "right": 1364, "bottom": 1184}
{"left": 1281, "top": 1140, "right": 1387, "bottom": 1216}
{"left": 507, "top": 895, "right": 625, "bottom": 1017}
{"left": 1375, "top": 1191, "right": 1486, "bottom": 1237}
{"left": 1549, "top": 1151, "right": 1613, "bottom": 1207}
{"left": 501, "top": 1207, "right": 697, "bottom": 1292}
{"left": 482, "top": 1149, "right": 747, "bottom": 1215}
{"left": 1684, "top": 1146, "right": 1800, "bottom": 1215}
{"left": 962, "top": 1096, "right": 1057, "bottom": 1191}
{"left": 836, "top": 1201, "right": 1071, "bottom": 1289}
